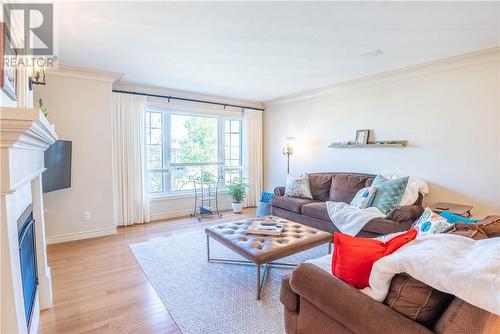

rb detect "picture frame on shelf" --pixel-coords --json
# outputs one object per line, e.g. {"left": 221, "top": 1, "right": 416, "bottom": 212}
{"left": 354, "top": 129, "right": 370, "bottom": 145}
{"left": 0, "top": 23, "right": 17, "bottom": 101}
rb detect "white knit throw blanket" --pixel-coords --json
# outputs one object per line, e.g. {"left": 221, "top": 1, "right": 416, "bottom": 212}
{"left": 362, "top": 233, "right": 500, "bottom": 315}
{"left": 325, "top": 201, "right": 385, "bottom": 236}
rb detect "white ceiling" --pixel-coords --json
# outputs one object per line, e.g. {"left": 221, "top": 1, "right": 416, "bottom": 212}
{"left": 56, "top": 1, "right": 500, "bottom": 102}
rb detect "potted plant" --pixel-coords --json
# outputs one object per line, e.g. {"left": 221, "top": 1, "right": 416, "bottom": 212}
{"left": 227, "top": 179, "right": 247, "bottom": 213}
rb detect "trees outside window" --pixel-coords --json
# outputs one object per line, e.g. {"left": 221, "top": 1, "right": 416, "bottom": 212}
{"left": 145, "top": 110, "right": 242, "bottom": 195}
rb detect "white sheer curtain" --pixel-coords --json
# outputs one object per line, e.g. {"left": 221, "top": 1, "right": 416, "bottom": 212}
{"left": 112, "top": 93, "right": 150, "bottom": 226}
{"left": 243, "top": 109, "right": 263, "bottom": 207}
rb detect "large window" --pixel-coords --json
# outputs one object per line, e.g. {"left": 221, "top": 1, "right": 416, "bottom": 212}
{"left": 145, "top": 110, "right": 243, "bottom": 195}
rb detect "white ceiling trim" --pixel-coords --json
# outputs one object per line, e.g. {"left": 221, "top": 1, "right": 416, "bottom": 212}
{"left": 113, "top": 81, "right": 264, "bottom": 110}
{"left": 264, "top": 47, "right": 500, "bottom": 107}
{"left": 49, "top": 64, "right": 124, "bottom": 83}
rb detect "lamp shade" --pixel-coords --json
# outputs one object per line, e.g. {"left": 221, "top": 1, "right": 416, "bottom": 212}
{"left": 283, "top": 137, "right": 295, "bottom": 155}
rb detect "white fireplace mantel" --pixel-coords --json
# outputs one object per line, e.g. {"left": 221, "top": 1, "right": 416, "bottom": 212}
{"left": 1, "top": 107, "right": 57, "bottom": 150}
{"left": 1, "top": 107, "right": 58, "bottom": 334}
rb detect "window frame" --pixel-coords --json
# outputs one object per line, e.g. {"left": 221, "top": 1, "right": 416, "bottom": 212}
{"left": 145, "top": 108, "right": 243, "bottom": 197}
{"left": 222, "top": 119, "right": 243, "bottom": 184}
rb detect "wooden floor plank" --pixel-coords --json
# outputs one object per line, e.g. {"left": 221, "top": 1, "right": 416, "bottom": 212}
{"left": 39, "top": 209, "right": 255, "bottom": 334}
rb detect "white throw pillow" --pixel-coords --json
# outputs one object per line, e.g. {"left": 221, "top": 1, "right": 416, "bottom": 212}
{"left": 284, "top": 174, "right": 313, "bottom": 199}
{"left": 350, "top": 187, "right": 377, "bottom": 209}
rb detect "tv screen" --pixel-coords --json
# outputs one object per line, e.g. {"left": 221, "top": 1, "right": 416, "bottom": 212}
{"left": 43, "top": 140, "right": 72, "bottom": 193}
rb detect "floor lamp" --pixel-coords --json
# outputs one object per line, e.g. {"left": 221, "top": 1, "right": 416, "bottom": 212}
{"left": 282, "top": 137, "right": 294, "bottom": 175}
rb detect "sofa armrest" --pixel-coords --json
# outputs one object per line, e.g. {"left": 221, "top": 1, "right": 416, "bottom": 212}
{"left": 387, "top": 204, "right": 424, "bottom": 223}
{"left": 274, "top": 186, "right": 286, "bottom": 196}
{"left": 289, "top": 263, "right": 433, "bottom": 334}
{"left": 367, "top": 217, "right": 414, "bottom": 234}
{"left": 280, "top": 274, "right": 299, "bottom": 312}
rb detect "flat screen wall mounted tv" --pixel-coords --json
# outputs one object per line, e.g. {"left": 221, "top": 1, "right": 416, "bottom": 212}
{"left": 42, "top": 140, "right": 72, "bottom": 193}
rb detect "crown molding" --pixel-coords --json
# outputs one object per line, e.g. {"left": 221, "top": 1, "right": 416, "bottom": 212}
{"left": 264, "top": 47, "right": 500, "bottom": 107}
{"left": 114, "top": 81, "right": 264, "bottom": 110}
{"left": 48, "top": 64, "right": 124, "bottom": 83}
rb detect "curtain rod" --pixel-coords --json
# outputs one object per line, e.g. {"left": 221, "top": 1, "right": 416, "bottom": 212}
{"left": 112, "top": 89, "right": 264, "bottom": 111}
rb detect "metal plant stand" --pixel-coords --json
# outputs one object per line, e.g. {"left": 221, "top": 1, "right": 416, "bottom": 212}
{"left": 190, "top": 174, "right": 223, "bottom": 221}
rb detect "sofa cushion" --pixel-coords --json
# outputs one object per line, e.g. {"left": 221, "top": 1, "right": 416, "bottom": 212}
{"left": 433, "top": 297, "right": 500, "bottom": 334}
{"left": 271, "top": 196, "right": 317, "bottom": 213}
{"left": 302, "top": 202, "right": 330, "bottom": 221}
{"left": 385, "top": 273, "right": 454, "bottom": 327}
{"left": 329, "top": 174, "right": 374, "bottom": 203}
{"left": 308, "top": 173, "right": 333, "bottom": 201}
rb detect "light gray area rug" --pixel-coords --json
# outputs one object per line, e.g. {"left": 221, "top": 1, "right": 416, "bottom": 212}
{"left": 129, "top": 230, "right": 329, "bottom": 334}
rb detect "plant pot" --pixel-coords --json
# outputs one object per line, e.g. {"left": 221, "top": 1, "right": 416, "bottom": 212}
{"left": 231, "top": 202, "right": 244, "bottom": 214}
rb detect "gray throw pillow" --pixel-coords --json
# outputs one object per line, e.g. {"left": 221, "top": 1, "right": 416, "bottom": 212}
{"left": 284, "top": 174, "right": 313, "bottom": 199}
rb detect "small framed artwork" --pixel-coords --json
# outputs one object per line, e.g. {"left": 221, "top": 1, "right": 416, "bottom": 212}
{"left": 355, "top": 129, "right": 370, "bottom": 145}
{"left": 0, "top": 23, "right": 17, "bottom": 101}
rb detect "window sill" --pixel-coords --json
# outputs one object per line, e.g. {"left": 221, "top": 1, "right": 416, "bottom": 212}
{"left": 150, "top": 190, "right": 228, "bottom": 202}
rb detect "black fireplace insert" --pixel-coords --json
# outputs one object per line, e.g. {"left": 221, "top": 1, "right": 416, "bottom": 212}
{"left": 17, "top": 204, "right": 38, "bottom": 329}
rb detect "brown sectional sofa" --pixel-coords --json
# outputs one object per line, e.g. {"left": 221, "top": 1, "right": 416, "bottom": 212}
{"left": 272, "top": 172, "right": 424, "bottom": 237}
{"left": 279, "top": 212, "right": 500, "bottom": 334}
{"left": 281, "top": 263, "right": 499, "bottom": 334}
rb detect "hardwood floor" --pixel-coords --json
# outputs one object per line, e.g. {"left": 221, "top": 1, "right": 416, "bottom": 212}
{"left": 39, "top": 209, "right": 256, "bottom": 334}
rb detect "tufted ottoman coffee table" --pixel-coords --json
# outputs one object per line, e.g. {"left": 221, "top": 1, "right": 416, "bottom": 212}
{"left": 205, "top": 216, "right": 332, "bottom": 300}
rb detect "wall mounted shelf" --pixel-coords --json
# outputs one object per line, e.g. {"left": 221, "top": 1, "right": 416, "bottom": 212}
{"left": 328, "top": 140, "right": 407, "bottom": 148}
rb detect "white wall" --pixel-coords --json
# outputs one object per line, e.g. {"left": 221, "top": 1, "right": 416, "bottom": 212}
{"left": 34, "top": 69, "right": 119, "bottom": 243}
{"left": 263, "top": 49, "right": 500, "bottom": 218}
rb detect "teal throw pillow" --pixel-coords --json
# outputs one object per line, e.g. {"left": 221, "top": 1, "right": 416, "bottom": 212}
{"left": 439, "top": 211, "right": 478, "bottom": 224}
{"left": 370, "top": 175, "right": 409, "bottom": 215}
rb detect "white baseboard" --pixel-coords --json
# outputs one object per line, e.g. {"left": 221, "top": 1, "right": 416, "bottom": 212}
{"left": 46, "top": 227, "right": 117, "bottom": 244}
{"left": 47, "top": 205, "right": 234, "bottom": 243}
{"left": 149, "top": 204, "right": 233, "bottom": 222}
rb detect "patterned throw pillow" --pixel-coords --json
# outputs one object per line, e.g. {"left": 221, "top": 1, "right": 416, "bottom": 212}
{"left": 370, "top": 175, "right": 409, "bottom": 214}
{"left": 413, "top": 208, "right": 452, "bottom": 236}
{"left": 350, "top": 187, "right": 377, "bottom": 209}
{"left": 284, "top": 174, "right": 313, "bottom": 199}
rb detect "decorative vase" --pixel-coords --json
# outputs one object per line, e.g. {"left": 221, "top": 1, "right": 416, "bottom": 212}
{"left": 231, "top": 202, "right": 244, "bottom": 214}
